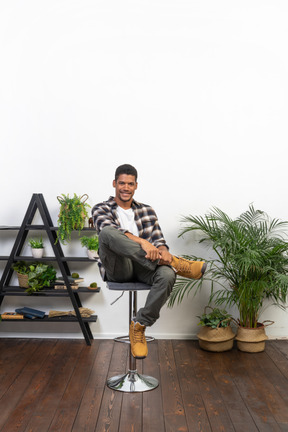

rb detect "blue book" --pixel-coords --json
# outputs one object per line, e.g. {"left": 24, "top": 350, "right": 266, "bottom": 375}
{"left": 15, "top": 307, "right": 45, "bottom": 319}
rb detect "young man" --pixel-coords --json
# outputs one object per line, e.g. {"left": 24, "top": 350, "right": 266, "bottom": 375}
{"left": 92, "top": 164, "right": 206, "bottom": 359}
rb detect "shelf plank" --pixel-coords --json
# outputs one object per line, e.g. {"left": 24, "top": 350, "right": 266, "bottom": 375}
{"left": 11, "top": 256, "right": 98, "bottom": 262}
{"left": 0, "top": 226, "right": 21, "bottom": 230}
{"left": 0, "top": 286, "right": 100, "bottom": 296}
{"left": 1, "top": 315, "right": 98, "bottom": 322}
{"left": 0, "top": 226, "right": 96, "bottom": 231}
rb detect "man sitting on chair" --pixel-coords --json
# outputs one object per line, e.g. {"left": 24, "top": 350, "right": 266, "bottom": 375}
{"left": 92, "top": 164, "right": 206, "bottom": 359}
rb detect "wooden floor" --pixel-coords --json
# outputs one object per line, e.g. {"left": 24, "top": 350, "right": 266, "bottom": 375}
{"left": 0, "top": 338, "right": 288, "bottom": 432}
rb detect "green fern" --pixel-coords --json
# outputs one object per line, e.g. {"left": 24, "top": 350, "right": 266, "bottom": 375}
{"left": 56, "top": 194, "right": 91, "bottom": 244}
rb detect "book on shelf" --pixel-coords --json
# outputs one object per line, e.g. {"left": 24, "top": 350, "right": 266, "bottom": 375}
{"left": 55, "top": 276, "right": 84, "bottom": 284}
{"left": 15, "top": 307, "right": 46, "bottom": 319}
{"left": 54, "top": 284, "right": 79, "bottom": 290}
{"left": 1, "top": 312, "right": 24, "bottom": 320}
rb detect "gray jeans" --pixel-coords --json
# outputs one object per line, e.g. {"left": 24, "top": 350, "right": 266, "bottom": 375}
{"left": 98, "top": 226, "right": 176, "bottom": 326}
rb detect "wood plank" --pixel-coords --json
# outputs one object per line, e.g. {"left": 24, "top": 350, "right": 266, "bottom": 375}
{"left": 118, "top": 347, "right": 143, "bottom": 432}
{"left": 239, "top": 351, "right": 288, "bottom": 429}
{"left": 24, "top": 339, "right": 84, "bottom": 432}
{"left": 47, "top": 340, "right": 101, "bottom": 432}
{"left": 272, "top": 340, "right": 288, "bottom": 359}
{"left": 226, "top": 349, "right": 282, "bottom": 431}
{"left": 208, "top": 347, "right": 258, "bottom": 432}
{"left": 71, "top": 340, "right": 114, "bottom": 432}
{"left": 0, "top": 339, "right": 57, "bottom": 431}
{"left": 0, "top": 339, "right": 31, "bottom": 397}
{"left": 253, "top": 344, "right": 288, "bottom": 404}
{"left": 266, "top": 341, "right": 288, "bottom": 379}
{"left": 143, "top": 340, "right": 165, "bottom": 432}
{"left": 94, "top": 341, "right": 127, "bottom": 432}
{"left": 173, "top": 340, "right": 212, "bottom": 432}
{"left": 158, "top": 339, "right": 188, "bottom": 432}
{"left": 188, "top": 341, "right": 235, "bottom": 432}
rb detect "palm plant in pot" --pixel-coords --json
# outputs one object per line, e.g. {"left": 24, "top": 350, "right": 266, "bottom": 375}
{"left": 168, "top": 205, "right": 288, "bottom": 352}
{"left": 56, "top": 194, "right": 91, "bottom": 244}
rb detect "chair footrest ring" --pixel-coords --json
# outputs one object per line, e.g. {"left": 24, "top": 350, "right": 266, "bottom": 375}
{"left": 114, "top": 335, "right": 155, "bottom": 344}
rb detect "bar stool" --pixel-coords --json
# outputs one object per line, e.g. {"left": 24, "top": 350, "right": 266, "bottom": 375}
{"left": 106, "top": 281, "right": 159, "bottom": 393}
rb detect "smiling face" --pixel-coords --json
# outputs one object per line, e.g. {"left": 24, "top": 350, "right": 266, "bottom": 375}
{"left": 113, "top": 174, "right": 138, "bottom": 209}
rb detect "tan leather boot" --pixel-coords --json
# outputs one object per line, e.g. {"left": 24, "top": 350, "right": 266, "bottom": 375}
{"left": 129, "top": 321, "right": 148, "bottom": 359}
{"left": 171, "top": 256, "right": 207, "bottom": 279}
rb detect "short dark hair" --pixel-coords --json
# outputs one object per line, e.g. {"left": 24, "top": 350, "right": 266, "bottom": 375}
{"left": 115, "top": 164, "right": 138, "bottom": 181}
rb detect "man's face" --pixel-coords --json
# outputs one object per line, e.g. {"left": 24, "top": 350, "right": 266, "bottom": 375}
{"left": 113, "top": 174, "right": 138, "bottom": 207}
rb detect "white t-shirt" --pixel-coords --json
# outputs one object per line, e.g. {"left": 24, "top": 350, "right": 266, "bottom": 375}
{"left": 116, "top": 206, "right": 139, "bottom": 236}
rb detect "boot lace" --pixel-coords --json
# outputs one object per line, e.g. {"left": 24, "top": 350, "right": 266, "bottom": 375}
{"left": 175, "top": 257, "right": 193, "bottom": 273}
{"left": 134, "top": 325, "right": 145, "bottom": 343}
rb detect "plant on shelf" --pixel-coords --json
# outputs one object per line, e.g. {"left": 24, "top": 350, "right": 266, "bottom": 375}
{"left": 28, "top": 238, "right": 44, "bottom": 249}
{"left": 28, "top": 237, "right": 44, "bottom": 258}
{"left": 197, "top": 306, "right": 235, "bottom": 352}
{"left": 168, "top": 205, "right": 288, "bottom": 352}
{"left": 80, "top": 235, "right": 99, "bottom": 259}
{"left": 56, "top": 193, "right": 91, "bottom": 244}
{"left": 12, "top": 261, "right": 57, "bottom": 295}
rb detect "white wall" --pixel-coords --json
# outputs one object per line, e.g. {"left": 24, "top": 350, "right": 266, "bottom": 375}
{"left": 0, "top": 0, "right": 288, "bottom": 340}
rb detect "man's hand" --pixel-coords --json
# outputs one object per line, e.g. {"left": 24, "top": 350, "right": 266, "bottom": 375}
{"left": 125, "top": 232, "right": 161, "bottom": 261}
{"left": 158, "top": 248, "right": 173, "bottom": 265}
{"left": 140, "top": 239, "right": 161, "bottom": 261}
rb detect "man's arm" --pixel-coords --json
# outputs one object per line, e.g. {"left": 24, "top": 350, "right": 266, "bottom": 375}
{"left": 125, "top": 232, "right": 161, "bottom": 261}
{"left": 92, "top": 201, "right": 124, "bottom": 234}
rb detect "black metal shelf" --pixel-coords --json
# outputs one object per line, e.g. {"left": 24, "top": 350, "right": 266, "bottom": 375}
{"left": 1, "top": 315, "right": 98, "bottom": 323}
{"left": 0, "top": 193, "right": 99, "bottom": 345}
{"left": 0, "top": 286, "right": 100, "bottom": 296}
{"left": 0, "top": 226, "right": 95, "bottom": 231}
{"left": 0, "top": 256, "right": 97, "bottom": 262}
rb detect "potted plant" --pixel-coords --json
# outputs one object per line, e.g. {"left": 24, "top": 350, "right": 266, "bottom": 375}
{"left": 12, "top": 261, "right": 57, "bottom": 295}
{"left": 80, "top": 235, "right": 99, "bottom": 260}
{"left": 28, "top": 237, "right": 44, "bottom": 258}
{"left": 168, "top": 205, "right": 288, "bottom": 352}
{"left": 56, "top": 194, "right": 90, "bottom": 244}
{"left": 197, "top": 307, "right": 235, "bottom": 352}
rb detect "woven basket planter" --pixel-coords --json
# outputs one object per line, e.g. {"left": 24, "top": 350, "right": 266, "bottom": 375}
{"left": 197, "top": 325, "right": 235, "bottom": 352}
{"left": 235, "top": 324, "right": 268, "bottom": 353}
{"left": 17, "top": 273, "right": 29, "bottom": 288}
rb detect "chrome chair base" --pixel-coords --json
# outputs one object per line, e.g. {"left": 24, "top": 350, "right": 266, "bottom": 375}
{"left": 106, "top": 283, "right": 159, "bottom": 393}
{"left": 107, "top": 369, "right": 159, "bottom": 393}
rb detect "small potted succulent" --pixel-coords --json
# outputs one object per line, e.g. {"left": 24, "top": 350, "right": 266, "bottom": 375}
{"left": 197, "top": 307, "right": 235, "bottom": 352}
{"left": 56, "top": 193, "right": 91, "bottom": 244}
{"left": 28, "top": 237, "right": 44, "bottom": 258}
{"left": 80, "top": 235, "right": 99, "bottom": 260}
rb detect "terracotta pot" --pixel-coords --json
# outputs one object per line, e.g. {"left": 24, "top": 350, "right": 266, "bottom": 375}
{"left": 235, "top": 324, "right": 268, "bottom": 353}
{"left": 197, "top": 325, "right": 235, "bottom": 352}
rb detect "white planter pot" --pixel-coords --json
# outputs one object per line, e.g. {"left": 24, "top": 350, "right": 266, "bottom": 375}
{"left": 87, "top": 249, "right": 98, "bottom": 260}
{"left": 31, "top": 248, "right": 44, "bottom": 258}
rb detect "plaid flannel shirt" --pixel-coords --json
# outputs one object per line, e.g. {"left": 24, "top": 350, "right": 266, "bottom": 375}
{"left": 92, "top": 196, "right": 168, "bottom": 280}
